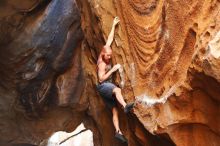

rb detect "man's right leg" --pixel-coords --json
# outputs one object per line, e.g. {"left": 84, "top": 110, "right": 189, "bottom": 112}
{"left": 112, "top": 87, "right": 127, "bottom": 108}
{"left": 113, "top": 87, "right": 134, "bottom": 113}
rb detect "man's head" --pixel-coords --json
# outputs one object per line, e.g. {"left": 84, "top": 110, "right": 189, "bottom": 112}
{"left": 102, "top": 45, "right": 112, "bottom": 63}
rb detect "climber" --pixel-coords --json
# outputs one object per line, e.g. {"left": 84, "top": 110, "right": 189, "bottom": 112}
{"left": 96, "top": 17, "right": 134, "bottom": 143}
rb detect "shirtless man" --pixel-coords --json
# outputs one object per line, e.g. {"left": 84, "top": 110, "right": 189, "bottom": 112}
{"left": 96, "top": 17, "right": 134, "bottom": 143}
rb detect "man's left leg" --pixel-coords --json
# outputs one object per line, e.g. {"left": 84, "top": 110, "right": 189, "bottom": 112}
{"left": 112, "top": 107, "right": 122, "bottom": 134}
{"left": 112, "top": 107, "right": 127, "bottom": 143}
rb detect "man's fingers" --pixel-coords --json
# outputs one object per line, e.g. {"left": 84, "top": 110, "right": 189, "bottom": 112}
{"left": 112, "top": 64, "right": 121, "bottom": 71}
{"left": 114, "top": 17, "right": 120, "bottom": 23}
{"left": 116, "top": 64, "right": 121, "bottom": 69}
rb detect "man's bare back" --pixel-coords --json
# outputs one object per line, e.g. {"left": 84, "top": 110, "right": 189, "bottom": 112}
{"left": 97, "top": 48, "right": 121, "bottom": 83}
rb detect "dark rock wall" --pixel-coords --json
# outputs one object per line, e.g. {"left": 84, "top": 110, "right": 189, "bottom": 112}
{"left": 0, "top": 0, "right": 84, "bottom": 145}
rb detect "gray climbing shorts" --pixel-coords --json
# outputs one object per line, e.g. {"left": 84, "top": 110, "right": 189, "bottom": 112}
{"left": 97, "top": 82, "right": 117, "bottom": 109}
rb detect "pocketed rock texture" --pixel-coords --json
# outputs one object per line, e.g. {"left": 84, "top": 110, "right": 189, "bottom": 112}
{"left": 76, "top": 0, "right": 220, "bottom": 146}
{"left": 0, "top": 0, "right": 220, "bottom": 146}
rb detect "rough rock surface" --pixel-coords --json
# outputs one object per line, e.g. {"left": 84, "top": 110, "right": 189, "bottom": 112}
{"left": 0, "top": 0, "right": 85, "bottom": 145}
{"left": 76, "top": 0, "right": 220, "bottom": 146}
{"left": 0, "top": 0, "right": 163, "bottom": 146}
{"left": 0, "top": 0, "right": 220, "bottom": 146}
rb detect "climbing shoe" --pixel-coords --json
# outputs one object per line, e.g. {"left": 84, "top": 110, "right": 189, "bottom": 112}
{"left": 124, "top": 102, "right": 134, "bottom": 113}
{"left": 115, "top": 132, "right": 128, "bottom": 143}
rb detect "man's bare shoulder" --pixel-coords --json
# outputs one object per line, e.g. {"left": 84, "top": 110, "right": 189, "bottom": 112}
{"left": 97, "top": 61, "right": 106, "bottom": 70}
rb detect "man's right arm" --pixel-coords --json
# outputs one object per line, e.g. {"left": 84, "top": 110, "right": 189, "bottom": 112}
{"left": 105, "top": 17, "right": 120, "bottom": 47}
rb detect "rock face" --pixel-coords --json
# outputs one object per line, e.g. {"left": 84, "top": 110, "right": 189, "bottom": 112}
{"left": 76, "top": 0, "right": 220, "bottom": 146}
{"left": 0, "top": 0, "right": 85, "bottom": 145}
{"left": 0, "top": 0, "right": 220, "bottom": 146}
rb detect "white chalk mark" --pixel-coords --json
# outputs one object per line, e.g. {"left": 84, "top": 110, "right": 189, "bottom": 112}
{"left": 130, "top": 63, "right": 136, "bottom": 87}
{"left": 136, "top": 82, "right": 182, "bottom": 106}
{"left": 118, "top": 64, "right": 125, "bottom": 88}
{"left": 208, "top": 31, "right": 220, "bottom": 58}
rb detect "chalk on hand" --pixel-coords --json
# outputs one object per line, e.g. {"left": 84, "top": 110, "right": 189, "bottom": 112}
{"left": 116, "top": 64, "right": 121, "bottom": 69}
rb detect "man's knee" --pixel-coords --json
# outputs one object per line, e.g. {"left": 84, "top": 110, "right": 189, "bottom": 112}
{"left": 113, "top": 87, "right": 121, "bottom": 94}
{"left": 112, "top": 107, "right": 117, "bottom": 113}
